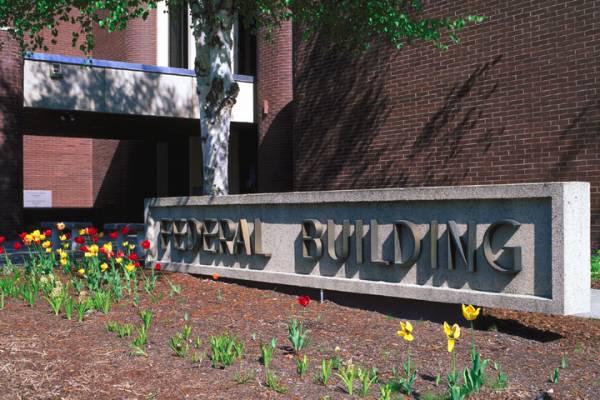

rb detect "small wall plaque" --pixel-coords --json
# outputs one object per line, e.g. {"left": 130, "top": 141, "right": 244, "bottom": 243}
{"left": 24, "top": 190, "right": 52, "bottom": 208}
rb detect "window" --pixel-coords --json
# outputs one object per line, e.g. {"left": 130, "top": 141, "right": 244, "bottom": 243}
{"left": 169, "top": 4, "right": 188, "bottom": 68}
{"left": 234, "top": 17, "right": 256, "bottom": 76}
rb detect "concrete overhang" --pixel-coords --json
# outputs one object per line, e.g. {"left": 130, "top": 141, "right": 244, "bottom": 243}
{"left": 23, "top": 53, "right": 255, "bottom": 124}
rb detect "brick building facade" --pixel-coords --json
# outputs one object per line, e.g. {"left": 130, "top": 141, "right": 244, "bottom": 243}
{"left": 0, "top": 1, "right": 599, "bottom": 246}
{"left": 293, "top": 0, "right": 600, "bottom": 246}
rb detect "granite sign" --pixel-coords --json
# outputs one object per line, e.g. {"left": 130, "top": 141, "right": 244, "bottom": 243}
{"left": 145, "top": 183, "right": 590, "bottom": 315}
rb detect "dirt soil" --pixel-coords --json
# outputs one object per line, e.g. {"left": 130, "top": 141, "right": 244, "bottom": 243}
{"left": 0, "top": 272, "right": 598, "bottom": 400}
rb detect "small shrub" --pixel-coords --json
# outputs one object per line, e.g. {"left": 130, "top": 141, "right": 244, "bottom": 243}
{"left": 337, "top": 364, "right": 358, "bottom": 395}
{"left": 167, "top": 279, "right": 181, "bottom": 297}
{"left": 317, "top": 358, "right": 333, "bottom": 386}
{"left": 296, "top": 354, "right": 309, "bottom": 377}
{"left": 191, "top": 350, "right": 204, "bottom": 364}
{"left": 490, "top": 370, "right": 508, "bottom": 391}
{"left": 20, "top": 284, "right": 36, "bottom": 307}
{"left": 209, "top": 333, "right": 244, "bottom": 368}
{"left": 461, "top": 349, "right": 489, "bottom": 395}
{"left": 75, "top": 298, "right": 91, "bottom": 322}
{"left": 265, "top": 370, "right": 287, "bottom": 394}
{"left": 92, "top": 291, "right": 112, "bottom": 314}
{"left": 45, "top": 291, "right": 64, "bottom": 316}
{"left": 169, "top": 333, "right": 189, "bottom": 358}
{"left": 63, "top": 295, "right": 75, "bottom": 320}
{"left": 233, "top": 370, "right": 255, "bottom": 385}
{"left": 357, "top": 366, "right": 378, "bottom": 397}
{"left": 287, "top": 319, "right": 309, "bottom": 353}
{"left": 182, "top": 324, "right": 192, "bottom": 341}
{"left": 107, "top": 321, "right": 134, "bottom": 338}
{"left": 379, "top": 383, "right": 393, "bottom": 400}
{"left": 591, "top": 249, "right": 600, "bottom": 281}
{"left": 139, "top": 309, "right": 153, "bottom": 331}
{"left": 260, "top": 338, "right": 276, "bottom": 369}
{"left": 132, "top": 326, "right": 148, "bottom": 347}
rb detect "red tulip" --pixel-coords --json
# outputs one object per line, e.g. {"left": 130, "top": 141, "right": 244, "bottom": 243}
{"left": 18, "top": 232, "right": 27, "bottom": 240}
{"left": 134, "top": 261, "right": 141, "bottom": 267}
{"left": 121, "top": 226, "right": 130, "bottom": 235}
{"left": 155, "top": 263, "right": 161, "bottom": 271}
{"left": 0, "top": 236, "right": 5, "bottom": 244}
{"left": 74, "top": 236, "right": 85, "bottom": 244}
{"left": 297, "top": 295, "right": 310, "bottom": 307}
{"left": 0, "top": 247, "right": 4, "bottom": 254}
{"left": 87, "top": 227, "right": 98, "bottom": 236}
{"left": 109, "top": 231, "right": 119, "bottom": 240}
{"left": 80, "top": 245, "right": 89, "bottom": 252}
{"left": 128, "top": 253, "right": 138, "bottom": 261}
{"left": 44, "top": 229, "right": 52, "bottom": 237}
{"left": 116, "top": 250, "right": 125, "bottom": 258}
{"left": 141, "top": 240, "right": 151, "bottom": 250}
{"left": 13, "top": 242, "right": 21, "bottom": 250}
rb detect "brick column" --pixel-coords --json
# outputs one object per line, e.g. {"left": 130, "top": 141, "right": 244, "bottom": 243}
{"left": 256, "top": 22, "right": 293, "bottom": 192}
{"left": 0, "top": 32, "right": 24, "bottom": 235}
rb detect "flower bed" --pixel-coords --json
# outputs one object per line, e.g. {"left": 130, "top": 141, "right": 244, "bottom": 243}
{"left": 0, "top": 225, "right": 598, "bottom": 399}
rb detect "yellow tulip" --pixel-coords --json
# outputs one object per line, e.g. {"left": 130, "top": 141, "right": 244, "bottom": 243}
{"left": 85, "top": 245, "right": 99, "bottom": 258}
{"left": 78, "top": 268, "right": 86, "bottom": 276}
{"left": 443, "top": 322, "right": 461, "bottom": 352}
{"left": 115, "top": 257, "right": 123, "bottom": 264}
{"left": 102, "top": 242, "right": 113, "bottom": 254}
{"left": 60, "top": 259, "right": 68, "bottom": 266}
{"left": 125, "top": 263, "right": 135, "bottom": 273}
{"left": 45, "top": 248, "right": 52, "bottom": 253}
{"left": 79, "top": 228, "right": 86, "bottom": 236}
{"left": 100, "top": 263, "right": 108, "bottom": 272}
{"left": 462, "top": 304, "right": 481, "bottom": 321}
{"left": 122, "top": 241, "right": 129, "bottom": 247}
{"left": 59, "top": 234, "right": 67, "bottom": 241}
{"left": 42, "top": 240, "right": 51, "bottom": 248}
{"left": 129, "top": 244, "right": 135, "bottom": 250}
{"left": 56, "top": 222, "right": 65, "bottom": 231}
{"left": 396, "top": 321, "right": 414, "bottom": 342}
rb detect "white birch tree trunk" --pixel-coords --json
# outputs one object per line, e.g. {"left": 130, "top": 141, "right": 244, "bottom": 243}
{"left": 190, "top": 0, "right": 239, "bottom": 196}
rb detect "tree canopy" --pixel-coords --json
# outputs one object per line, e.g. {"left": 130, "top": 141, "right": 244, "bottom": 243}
{"left": 0, "top": 1, "right": 483, "bottom": 54}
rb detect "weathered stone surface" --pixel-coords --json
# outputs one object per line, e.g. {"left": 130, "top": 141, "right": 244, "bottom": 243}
{"left": 145, "top": 182, "right": 590, "bottom": 315}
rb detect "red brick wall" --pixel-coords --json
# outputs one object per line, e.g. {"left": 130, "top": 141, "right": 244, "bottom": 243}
{"left": 292, "top": 0, "right": 600, "bottom": 246}
{"left": 0, "top": 32, "right": 24, "bottom": 234}
{"left": 256, "top": 22, "right": 293, "bottom": 192}
{"left": 23, "top": 136, "right": 93, "bottom": 207}
{"left": 93, "top": 10, "right": 157, "bottom": 64}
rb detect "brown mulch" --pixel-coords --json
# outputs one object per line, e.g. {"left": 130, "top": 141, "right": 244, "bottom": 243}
{"left": 0, "top": 273, "right": 598, "bottom": 400}
{"left": 592, "top": 280, "right": 600, "bottom": 289}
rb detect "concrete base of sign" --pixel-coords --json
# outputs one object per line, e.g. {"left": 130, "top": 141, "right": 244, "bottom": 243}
{"left": 576, "top": 289, "right": 600, "bottom": 319}
{"left": 145, "top": 182, "right": 591, "bottom": 315}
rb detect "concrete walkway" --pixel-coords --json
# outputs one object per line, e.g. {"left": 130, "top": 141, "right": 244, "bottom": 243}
{"left": 577, "top": 289, "right": 600, "bottom": 319}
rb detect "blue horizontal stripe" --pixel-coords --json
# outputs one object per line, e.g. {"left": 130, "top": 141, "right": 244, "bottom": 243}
{"left": 25, "top": 52, "right": 255, "bottom": 83}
